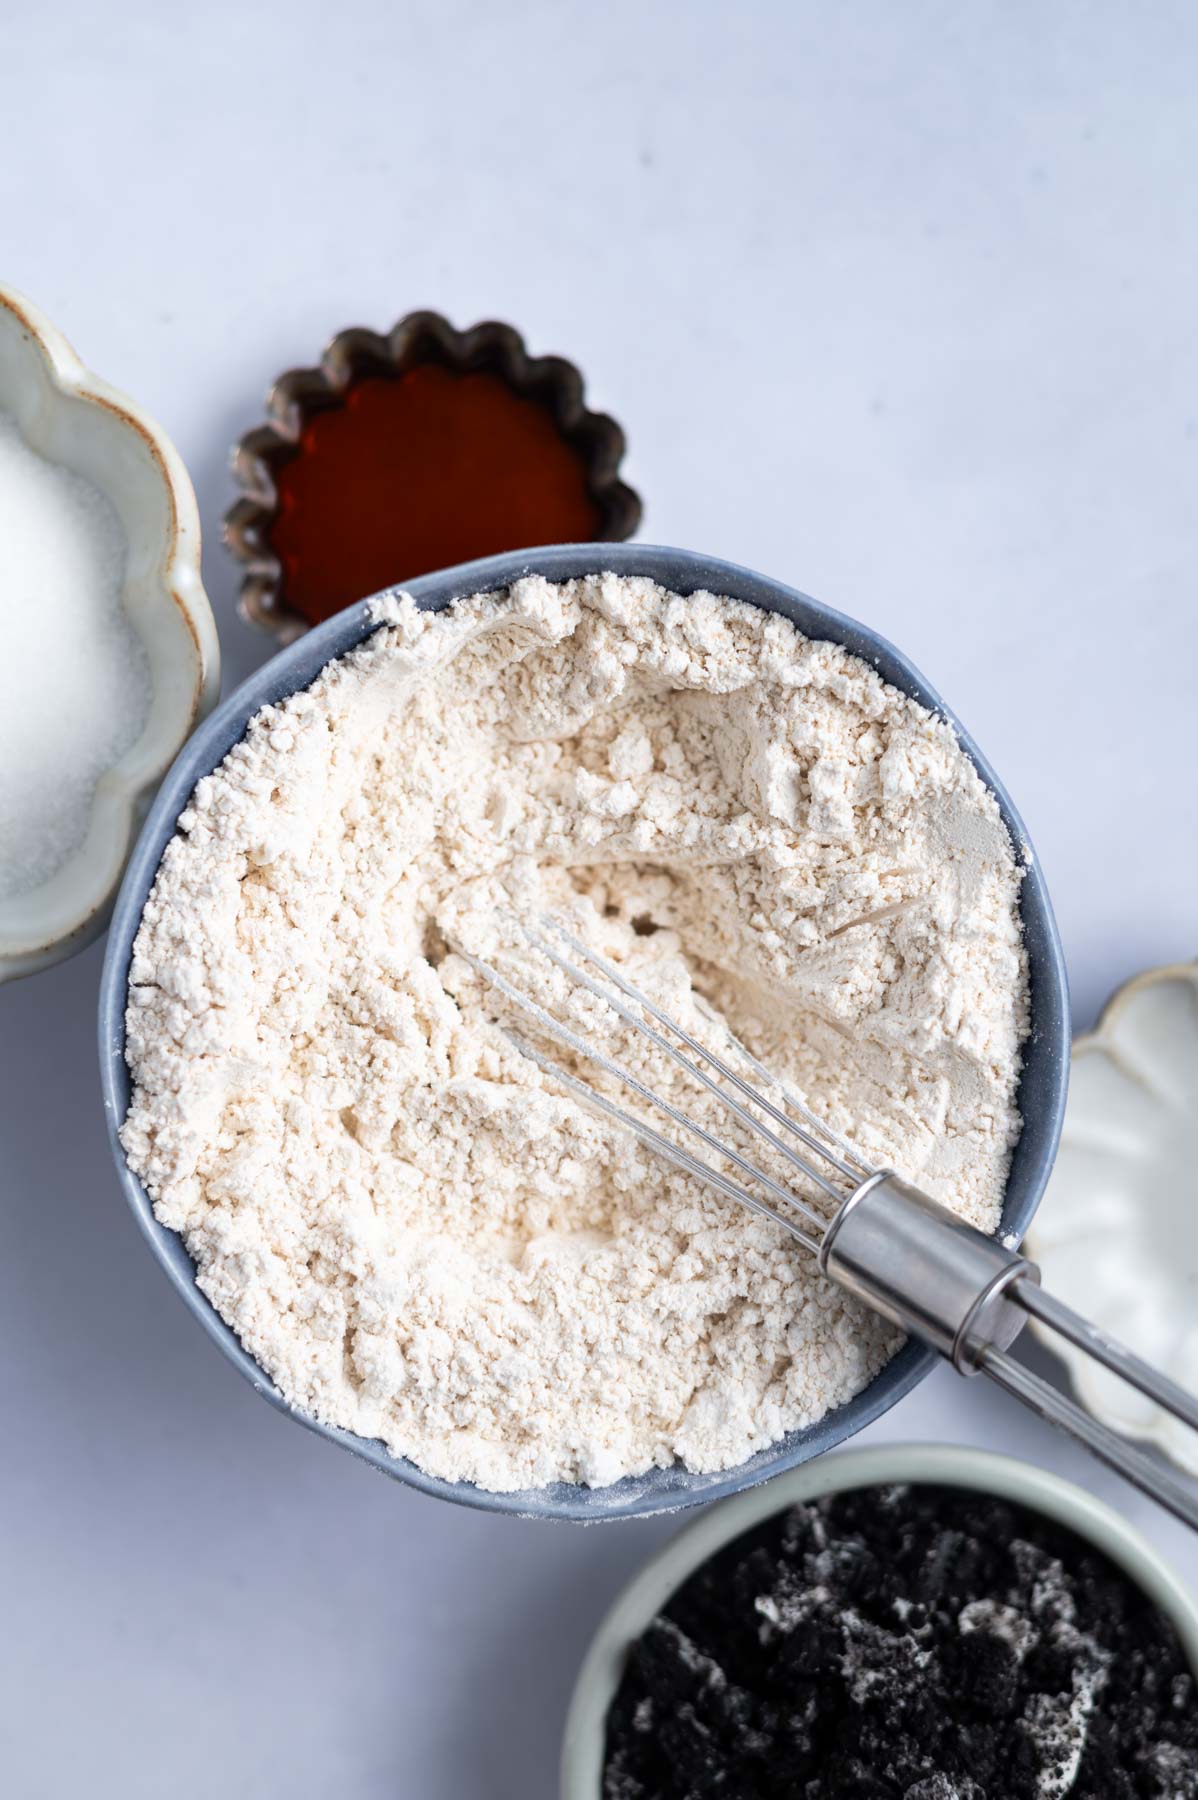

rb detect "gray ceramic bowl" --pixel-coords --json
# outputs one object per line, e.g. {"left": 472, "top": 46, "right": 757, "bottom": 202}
{"left": 560, "top": 1442, "right": 1198, "bottom": 1798}
{"left": 98, "top": 545, "right": 1070, "bottom": 1521}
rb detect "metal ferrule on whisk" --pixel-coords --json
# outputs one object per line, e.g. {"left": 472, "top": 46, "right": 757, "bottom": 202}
{"left": 818, "top": 1171, "right": 1035, "bottom": 1372}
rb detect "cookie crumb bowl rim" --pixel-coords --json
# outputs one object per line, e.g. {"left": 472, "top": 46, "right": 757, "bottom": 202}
{"left": 97, "top": 544, "right": 1070, "bottom": 1522}
{"left": 559, "top": 1440, "right": 1198, "bottom": 1799}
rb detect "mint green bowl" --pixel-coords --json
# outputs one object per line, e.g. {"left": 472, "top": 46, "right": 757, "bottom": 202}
{"left": 561, "top": 1442, "right": 1198, "bottom": 1798}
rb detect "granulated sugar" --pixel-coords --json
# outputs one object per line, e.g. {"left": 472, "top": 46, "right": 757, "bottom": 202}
{"left": 121, "top": 575, "right": 1028, "bottom": 1491}
{"left": 0, "top": 413, "right": 149, "bottom": 901}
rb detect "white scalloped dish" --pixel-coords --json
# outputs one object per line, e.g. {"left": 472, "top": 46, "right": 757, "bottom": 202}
{"left": 1026, "top": 962, "right": 1198, "bottom": 1474}
{"left": 0, "top": 286, "right": 219, "bottom": 982}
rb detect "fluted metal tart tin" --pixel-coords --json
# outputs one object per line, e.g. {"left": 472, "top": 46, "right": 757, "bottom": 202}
{"left": 225, "top": 311, "right": 642, "bottom": 643}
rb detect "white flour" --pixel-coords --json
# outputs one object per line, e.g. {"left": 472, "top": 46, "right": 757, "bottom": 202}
{"left": 122, "top": 575, "right": 1028, "bottom": 1492}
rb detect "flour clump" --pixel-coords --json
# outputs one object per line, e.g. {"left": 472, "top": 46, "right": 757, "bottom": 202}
{"left": 121, "top": 575, "right": 1028, "bottom": 1492}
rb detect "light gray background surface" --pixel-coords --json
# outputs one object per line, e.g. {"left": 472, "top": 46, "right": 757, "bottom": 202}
{"left": 2, "top": 3, "right": 1196, "bottom": 1795}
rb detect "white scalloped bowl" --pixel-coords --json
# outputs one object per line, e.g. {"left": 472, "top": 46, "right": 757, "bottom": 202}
{"left": 1026, "top": 962, "right": 1198, "bottom": 1474}
{"left": 0, "top": 286, "right": 219, "bottom": 982}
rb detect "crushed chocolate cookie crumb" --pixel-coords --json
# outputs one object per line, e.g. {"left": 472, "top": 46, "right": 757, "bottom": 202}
{"left": 603, "top": 1483, "right": 1198, "bottom": 1798}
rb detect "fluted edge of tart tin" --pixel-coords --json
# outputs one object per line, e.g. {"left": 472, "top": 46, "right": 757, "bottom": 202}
{"left": 224, "top": 310, "right": 643, "bottom": 643}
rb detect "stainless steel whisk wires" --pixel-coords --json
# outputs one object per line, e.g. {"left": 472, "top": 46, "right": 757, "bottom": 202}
{"left": 462, "top": 914, "right": 1198, "bottom": 1532}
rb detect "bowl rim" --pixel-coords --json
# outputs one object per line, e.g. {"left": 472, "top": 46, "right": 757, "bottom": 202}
{"left": 0, "top": 282, "right": 220, "bottom": 983}
{"left": 559, "top": 1440, "right": 1198, "bottom": 1799}
{"left": 97, "top": 543, "right": 1071, "bottom": 1521}
{"left": 1025, "top": 958, "right": 1198, "bottom": 1472}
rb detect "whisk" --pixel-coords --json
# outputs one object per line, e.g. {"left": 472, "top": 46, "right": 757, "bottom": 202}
{"left": 463, "top": 915, "right": 1198, "bottom": 1531}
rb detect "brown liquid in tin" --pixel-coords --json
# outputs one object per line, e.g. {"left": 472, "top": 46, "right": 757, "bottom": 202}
{"left": 269, "top": 364, "right": 602, "bottom": 626}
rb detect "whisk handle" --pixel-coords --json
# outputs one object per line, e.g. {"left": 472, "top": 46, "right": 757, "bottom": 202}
{"left": 821, "top": 1173, "right": 1198, "bottom": 1530}
{"left": 1012, "top": 1280, "right": 1198, "bottom": 1435}
{"left": 979, "top": 1344, "right": 1198, "bottom": 1532}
